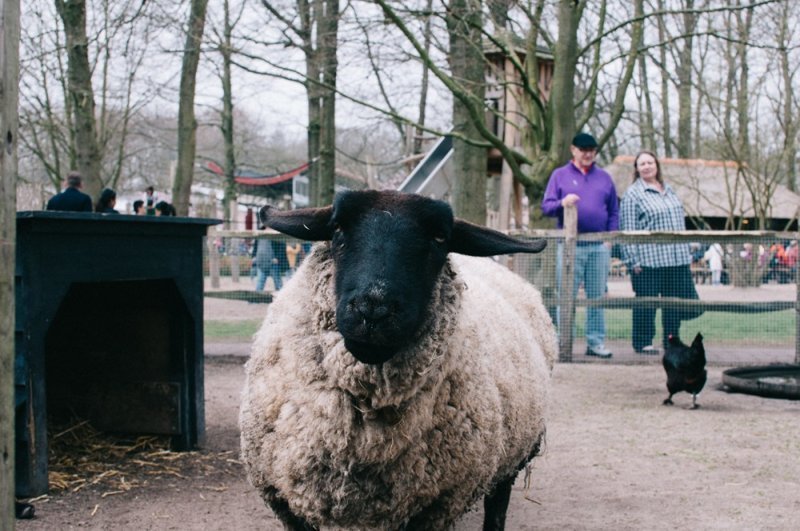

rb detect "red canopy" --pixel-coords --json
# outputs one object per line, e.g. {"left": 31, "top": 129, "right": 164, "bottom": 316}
{"left": 205, "top": 161, "right": 310, "bottom": 187}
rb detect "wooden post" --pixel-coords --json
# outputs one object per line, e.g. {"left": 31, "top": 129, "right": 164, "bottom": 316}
{"left": 559, "top": 206, "right": 577, "bottom": 362}
{"left": 229, "top": 237, "right": 241, "bottom": 283}
{"left": 207, "top": 226, "right": 221, "bottom": 289}
{"left": 0, "top": 0, "right": 20, "bottom": 524}
{"left": 796, "top": 237, "right": 799, "bottom": 365}
{"left": 228, "top": 199, "right": 240, "bottom": 283}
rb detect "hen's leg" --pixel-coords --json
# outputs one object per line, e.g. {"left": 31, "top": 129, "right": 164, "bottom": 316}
{"left": 690, "top": 393, "right": 700, "bottom": 409}
{"left": 662, "top": 393, "right": 674, "bottom": 406}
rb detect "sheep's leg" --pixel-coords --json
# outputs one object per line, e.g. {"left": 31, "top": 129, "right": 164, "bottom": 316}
{"left": 267, "top": 494, "right": 317, "bottom": 531}
{"left": 279, "top": 511, "right": 317, "bottom": 531}
{"left": 482, "top": 474, "right": 515, "bottom": 531}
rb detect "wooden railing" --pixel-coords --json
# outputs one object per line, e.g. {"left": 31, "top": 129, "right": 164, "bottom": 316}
{"left": 207, "top": 213, "right": 799, "bottom": 365}
{"left": 513, "top": 205, "right": 799, "bottom": 363}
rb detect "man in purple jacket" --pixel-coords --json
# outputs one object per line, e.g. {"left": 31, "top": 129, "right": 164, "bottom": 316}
{"left": 541, "top": 132, "right": 619, "bottom": 358}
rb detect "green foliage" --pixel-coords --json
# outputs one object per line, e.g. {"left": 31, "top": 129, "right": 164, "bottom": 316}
{"left": 204, "top": 320, "right": 261, "bottom": 340}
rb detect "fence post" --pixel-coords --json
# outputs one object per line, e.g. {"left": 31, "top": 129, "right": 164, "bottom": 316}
{"left": 559, "top": 206, "right": 577, "bottom": 362}
{"left": 796, "top": 243, "right": 799, "bottom": 365}
{"left": 207, "top": 226, "right": 220, "bottom": 289}
{"left": 229, "top": 237, "right": 240, "bottom": 283}
{"left": 1, "top": 0, "right": 20, "bottom": 524}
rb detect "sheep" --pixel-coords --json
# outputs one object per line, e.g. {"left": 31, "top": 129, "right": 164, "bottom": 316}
{"left": 239, "top": 190, "right": 557, "bottom": 530}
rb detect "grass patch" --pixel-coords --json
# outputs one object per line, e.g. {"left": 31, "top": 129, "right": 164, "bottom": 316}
{"left": 206, "top": 309, "right": 795, "bottom": 344}
{"left": 204, "top": 320, "right": 261, "bottom": 341}
{"left": 575, "top": 308, "right": 795, "bottom": 346}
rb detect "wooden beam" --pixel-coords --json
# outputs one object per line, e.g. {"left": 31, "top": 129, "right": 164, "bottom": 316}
{"left": 558, "top": 206, "right": 577, "bottom": 362}
{"left": 0, "top": 0, "right": 20, "bottom": 523}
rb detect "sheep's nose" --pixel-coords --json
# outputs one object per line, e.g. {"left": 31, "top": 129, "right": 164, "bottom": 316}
{"left": 352, "top": 293, "right": 391, "bottom": 322}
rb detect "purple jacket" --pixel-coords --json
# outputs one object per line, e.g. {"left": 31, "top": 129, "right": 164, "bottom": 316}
{"left": 541, "top": 162, "right": 619, "bottom": 233}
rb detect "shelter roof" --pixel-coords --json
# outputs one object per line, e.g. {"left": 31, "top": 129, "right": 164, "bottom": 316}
{"left": 606, "top": 156, "right": 800, "bottom": 222}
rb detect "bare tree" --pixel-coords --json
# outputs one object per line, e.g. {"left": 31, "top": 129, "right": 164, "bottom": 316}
{"left": 656, "top": 0, "right": 673, "bottom": 156}
{"left": 20, "top": 1, "right": 165, "bottom": 199}
{"left": 172, "top": 0, "right": 209, "bottom": 215}
{"left": 316, "top": 0, "right": 339, "bottom": 207}
{"left": 207, "top": 0, "right": 246, "bottom": 225}
{"left": 55, "top": 0, "right": 103, "bottom": 199}
{"left": 675, "top": 0, "right": 698, "bottom": 158}
{"left": 447, "top": 0, "right": 487, "bottom": 223}
{"left": 257, "top": 0, "right": 340, "bottom": 207}
{"left": 775, "top": 0, "right": 798, "bottom": 192}
{"left": 377, "top": 0, "right": 643, "bottom": 215}
{"left": 414, "top": 0, "right": 435, "bottom": 155}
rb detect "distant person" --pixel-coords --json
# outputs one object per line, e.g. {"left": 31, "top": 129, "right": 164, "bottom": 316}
{"left": 155, "top": 200, "right": 176, "bottom": 216}
{"left": 541, "top": 132, "right": 619, "bottom": 359}
{"left": 95, "top": 188, "right": 119, "bottom": 214}
{"left": 270, "top": 239, "right": 288, "bottom": 290}
{"left": 704, "top": 243, "right": 724, "bottom": 286}
{"left": 132, "top": 199, "right": 145, "bottom": 215}
{"left": 46, "top": 171, "right": 93, "bottom": 212}
{"left": 144, "top": 186, "right": 158, "bottom": 215}
{"left": 619, "top": 151, "right": 701, "bottom": 354}
{"left": 252, "top": 238, "right": 281, "bottom": 292}
{"left": 785, "top": 240, "right": 798, "bottom": 280}
{"left": 286, "top": 241, "right": 303, "bottom": 278}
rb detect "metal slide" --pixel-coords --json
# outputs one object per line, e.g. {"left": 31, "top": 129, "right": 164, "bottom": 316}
{"left": 398, "top": 135, "right": 454, "bottom": 198}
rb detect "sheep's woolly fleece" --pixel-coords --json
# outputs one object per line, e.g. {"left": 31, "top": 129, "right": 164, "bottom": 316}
{"left": 239, "top": 244, "right": 558, "bottom": 529}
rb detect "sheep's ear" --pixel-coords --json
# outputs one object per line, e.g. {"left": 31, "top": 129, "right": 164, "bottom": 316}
{"left": 258, "top": 205, "right": 334, "bottom": 240}
{"left": 449, "top": 219, "right": 547, "bottom": 256}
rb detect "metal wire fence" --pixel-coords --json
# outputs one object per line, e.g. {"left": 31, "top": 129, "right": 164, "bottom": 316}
{"left": 203, "top": 227, "right": 798, "bottom": 366}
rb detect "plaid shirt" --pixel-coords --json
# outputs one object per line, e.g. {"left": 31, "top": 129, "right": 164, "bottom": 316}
{"left": 619, "top": 179, "right": 691, "bottom": 268}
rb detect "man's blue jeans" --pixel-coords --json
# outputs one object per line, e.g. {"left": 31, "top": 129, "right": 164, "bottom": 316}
{"left": 557, "top": 242, "right": 611, "bottom": 348}
{"left": 255, "top": 265, "right": 283, "bottom": 292}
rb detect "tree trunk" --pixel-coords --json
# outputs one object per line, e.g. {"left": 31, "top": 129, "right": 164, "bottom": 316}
{"left": 221, "top": 0, "right": 236, "bottom": 227}
{"left": 448, "top": 0, "right": 487, "bottom": 224}
{"left": 316, "top": 0, "right": 338, "bottom": 207}
{"left": 676, "top": 0, "right": 696, "bottom": 158}
{"left": 778, "top": 0, "right": 797, "bottom": 192}
{"left": 548, "top": 0, "right": 580, "bottom": 169}
{"left": 55, "top": 0, "right": 103, "bottom": 200}
{"left": 735, "top": 2, "right": 752, "bottom": 164}
{"left": 637, "top": 51, "right": 656, "bottom": 151}
{"left": 172, "top": 0, "right": 209, "bottom": 216}
{"left": 1, "top": 1, "right": 20, "bottom": 525}
{"left": 414, "top": 0, "right": 434, "bottom": 155}
{"left": 657, "top": 0, "right": 672, "bottom": 157}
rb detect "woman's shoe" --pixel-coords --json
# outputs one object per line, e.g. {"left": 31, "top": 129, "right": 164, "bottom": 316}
{"left": 635, "top": 345, "right": 660, "bottom": 355}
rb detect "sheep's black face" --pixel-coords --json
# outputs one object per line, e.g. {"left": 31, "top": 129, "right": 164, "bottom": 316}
{"left": 330, "top": 193, "right": 452, "bottom": 364}
{"left": 258, "top": 189, "right": 547, "bottom": 365}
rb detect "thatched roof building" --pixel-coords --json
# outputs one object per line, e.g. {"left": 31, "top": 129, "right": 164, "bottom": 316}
{"left": 606, "top": 156, "right": 799, "bottom": 230}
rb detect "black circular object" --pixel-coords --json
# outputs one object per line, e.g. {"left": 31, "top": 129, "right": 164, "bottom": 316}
{"left": 722, "top": 364, "right": 800, "bottom": 400}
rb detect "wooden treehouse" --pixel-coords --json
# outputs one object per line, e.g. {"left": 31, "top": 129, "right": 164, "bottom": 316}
{"left": 401, "top": 39, "right": 554, "bottom": 231}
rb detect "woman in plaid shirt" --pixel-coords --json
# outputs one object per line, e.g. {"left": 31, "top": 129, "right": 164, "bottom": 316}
{"left": 620, "top": 151, "right": 698, "bottom": 354}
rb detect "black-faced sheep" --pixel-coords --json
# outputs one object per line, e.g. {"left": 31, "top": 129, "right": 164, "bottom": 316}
{"left": 240, "top": 190, "right": 557, "bottom": 530}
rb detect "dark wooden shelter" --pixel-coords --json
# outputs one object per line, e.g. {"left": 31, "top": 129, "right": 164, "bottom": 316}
{"left": 15, "top": 212, "right": 219, "bottom": 496}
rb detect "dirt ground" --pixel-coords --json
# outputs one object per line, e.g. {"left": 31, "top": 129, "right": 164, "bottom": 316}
{"left": 16, "top": 352, "right": 800, "bottom": 530}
